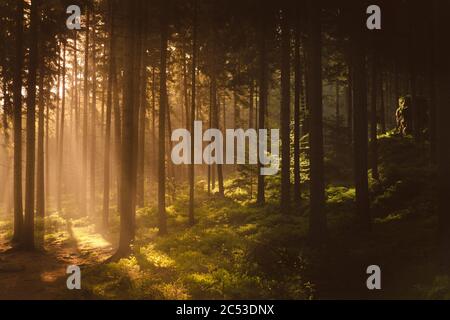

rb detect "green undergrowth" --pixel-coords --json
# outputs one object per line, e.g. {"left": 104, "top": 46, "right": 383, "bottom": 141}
{"left": 78, "top": 133, "right": 444, "bottom": 299}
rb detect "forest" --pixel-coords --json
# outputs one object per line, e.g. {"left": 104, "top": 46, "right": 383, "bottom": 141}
{"left": 0, "top": 0, "right": 450, "bottom": 300}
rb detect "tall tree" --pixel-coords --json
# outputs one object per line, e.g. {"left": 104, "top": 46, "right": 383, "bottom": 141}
{"left": 137, "top": 50, "right": 146, "bottom": 208}
{"left": 306, "top": 0, "right": 326, "bottom": 242}
{"left": 90, "top": 13, "right": 97, "bottom": 215}
{"left": 115, "top": 0, "right": 138, "bottom": 258}
{"left": 280, "top": 5, "right": 291, "bottom": 214}
{"left": 113, "top": 53, "right": 121, "bottom": 209}
{"left": 188, "top": 0, "right": 197, "bottom": 226}
{"left": 435, "top": 0, "right": 450, "bottom": 267}
{"left": 428, "top": 5, "right": 437, "bottom": 163}
{"left": 74, "top": 34, "right": 79, "bottom": 145}
{"left": 102, "top": 0, "right": 115, "bottom": 229}
{"left": 158, "top": 0, "right": 169, "bottom": 235}
{"left": 379, "top": 72, "right": 386, "bottom": 134}
{"left": 351, "top": 3, "right": 371, "bottom": 232}
{"left": 293, "top": 5, "right": 302, "bottom": 206}
{"left": 256, "top": 5, "right": 268, "bottom": 206}
{"left": 132, "top": 1, "right": 145, "bottom": 215}
{"left": 335, "top": 80, "right": 340, "bottom": 134}
{"left": 346, "top": 65, "right": 353, "bottom": 144}
{"left": 82, "top": 8, "right": 90, "bottom": 214}
{"left": 57, "top": 42, "right": 66, "bottom": 212}
{"left": 370, "top": 51, "right": 379, "bottom": 180}
{"left": 36, "top": 35, "right": 45, "bottom": 223}
{"left": 23, "top": 0, "right": 41, "bottom": 250}
{"left": 210, "top": 13, "right": 224, "bottom": 197}
{"left": 12, "top": 0, "right": 24, "bottom": 243}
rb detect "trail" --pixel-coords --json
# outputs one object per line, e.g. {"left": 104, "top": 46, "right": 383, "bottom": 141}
{"left": 0, "top": 220, "right": 115, "bottom": 300}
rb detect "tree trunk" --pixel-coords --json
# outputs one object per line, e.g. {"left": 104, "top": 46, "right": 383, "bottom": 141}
{"left": 82, "top": 9, "right": 90, "bottom": 215}
{"left": 115, "top": 0, "right": 138, "bottom": 258}
{"left": 428, "top": 6, "right": 437, "bottom": 163}
{"left": 249, "top": 81, "right": 254, "bottom": 130}
{"left": 434, "top": 0, "right": 450, "bottom": 267}
{"left": 45, "top": 89, "right": 49, "bottom": 209}
{"left": 151, "top": 67, "right": 156, "bottom": 181}
{"left": 346, "top": 64, "right": 353, "bottom": 144}
{"left": 409, "top": 6, "right": 419, "bottom": 142}
{"left": 1, "top": 71, "right": 12, "bottom": 218}
{"left": 210, "top": 21, "right": 224, "bottom": 197}
{"left": 102, "top": 0, "right": 115, "bottom": 229}
{"left": 293, "top": 10, "right": 302, "bottom": 205}
{"left": 370, "top": 52, "right": 379, "bottom": 180}
{"left": 306, "top": 0, "right": 327, "bottom": 243}
{"left": 233, "top": 89, "right": 240, "bottom": 128}
{"left": 158, "top": 0, "right": 169, "bottom": 235}
{"left": 36, "top": 39, "right": 45, "bottom": 222}
{"left": 256, "top": 6, "right": 267, "bottom": 206}
{"left": 351, "top": 4, "right": 371, "bottom": 232}
{"left": 137, "top": 56, "right": 146, "bottom": 208}
{"left": 213, "top": 82, "right": 224, "bottom": 196}
{"left": 90, "top": 18, "right": 97, "bottom": 215}
{"left": 74, "top": 35, "right": 80, "bottom": 145}
{"left": 379, "top": 72, "right": 386, "bottom": 134}
{"left": 57, "top": 42, "right": 66, "bottom": 212}
{"left": 335, "top": 80, "right": 340, "bottom": 144}
{"left": 23, "top": 0, "right": 40, "bottom": 250}
{"left": 12, "top": 0, "right": 24, "bottom": 243}
{"left": 189, "top": 0, "right": 197, "bottom": 226}
{"left": 113, "top": 59, "right": 121, "bottom": 208}
{"left": 207, "top": 84, "right": 212, "bottom": 195}
{"left": 280, "top": 6, "right": 291, "bottom": 214}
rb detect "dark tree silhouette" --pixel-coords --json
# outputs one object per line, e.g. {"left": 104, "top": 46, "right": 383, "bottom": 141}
{"left": 158, "top": 0, "right": 169, "bottom": 236}
{"left": 350, "top": 3, "right": 370, "bottom": 232}
{"left": 306, "top": 0, "right": 326, "bottom": 243}
{"left": 23, "top": 0, "right": 41, "bottom": 250}
{"left": 280, "top": 5, "right": 291, "bottom": 214}
{"left": 12, "top": 0, "right": 24, "bottom": 243}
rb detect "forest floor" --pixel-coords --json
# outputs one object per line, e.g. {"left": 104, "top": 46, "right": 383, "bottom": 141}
{"left": 0, "top": 216, "right": 114, "bottom": 299}
{"left": 0, "top": 133, "right": 448, "bottom": 299}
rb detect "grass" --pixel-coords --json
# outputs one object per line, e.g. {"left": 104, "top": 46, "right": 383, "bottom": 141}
{"left": 82, "top": 133, "right": 443, "bottom": 299}
{"left": 2, "top": 132, "right": 447, "bottom": 299}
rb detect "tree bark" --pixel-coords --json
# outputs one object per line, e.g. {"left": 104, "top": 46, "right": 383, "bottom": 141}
{"left": 23, "top": 0, "right": 41, "bottom": 250}
{"left": 57, "top": 42, "right": 66, "bottom": 212}
{"left": 346, "top": 64, "right": 353, "bottom": 145}
{"left": 113, "top": 58, "right": 121, "bottom": 209}
{"left": 210, "top": 18, "right": 224, "bottom": 196}
{"left": 280, "top": 6, "right": 291, "bottom": 214}
{"left": 189, "top": 0, "right": 197, "bottom": 226}
{"left": 151, "top": 67, "right": 156, "bottom": 181}
{"left": 428, "top": 6, "right": 437, "bottom": 163}
{"left": 256, "top": 5, "right": 267, "bottom": 206}
{"left": 82, "top": 9, "right": 90, "bottom": 215}
{"left": 102, "top": 0, "right": 115, "bottom": 229}
{"left": 137, "top": 55, "right": 146, "bottom": 208}
{"left": 36, "top": 38, "right": 45, "bottom": 222}
{"left": 434, "top": 0, "right": 450, "bottom": 267}
{"left": 115, "top": 0, "right": 138, "bottom": 257}
{"left": 370, "top": 52, "right": 379, "bottom": 180}
{"left": 12, "top": 0, "right": 24, "bottom": 243}
{"left": 158, "top": 0, "right": 169, "bottom": 235}
{"left": 306, "top": 0, "right": 327, "bottom": 243}
{"left": 90, "top": 16, "right": 97, "bottom": 215}
{"left": 351, "top": 4, "right": 371, "bottom": 232}
{"left": 293, "top": 9, "right": 302, "bottom": 205}
{"left": 379, "top": 72, "right": 386, "bottom": 134}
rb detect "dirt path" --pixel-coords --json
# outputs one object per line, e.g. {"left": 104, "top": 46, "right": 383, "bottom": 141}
{"left": 0, "top": 222, "right": 115, "bottom": 300}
